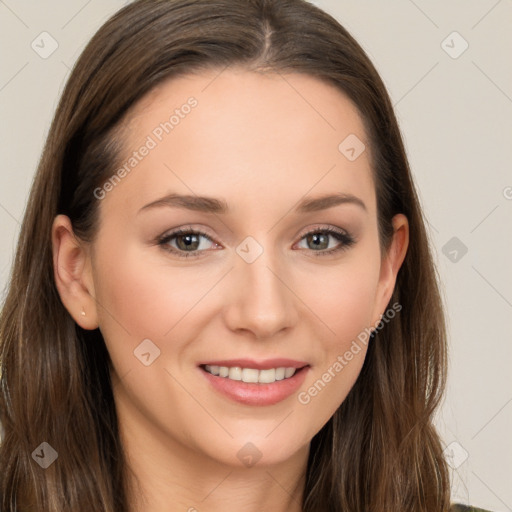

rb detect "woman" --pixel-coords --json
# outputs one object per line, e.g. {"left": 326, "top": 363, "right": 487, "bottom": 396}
{"left": 0, "top": 0, "right": 492, "bottom": 510}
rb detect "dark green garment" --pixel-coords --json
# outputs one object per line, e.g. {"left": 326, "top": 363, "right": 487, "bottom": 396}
{"left": 451, "top": 505, "right": 492, "bottom": 512}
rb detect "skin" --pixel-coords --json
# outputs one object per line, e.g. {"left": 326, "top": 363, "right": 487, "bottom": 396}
{"left": 52, "top": 67, "right": 409, "bottom": 512}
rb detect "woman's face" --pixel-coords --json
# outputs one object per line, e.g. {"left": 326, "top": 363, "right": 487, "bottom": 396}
{"left": 67, "top": 68, "right": 407, "bottom": 469}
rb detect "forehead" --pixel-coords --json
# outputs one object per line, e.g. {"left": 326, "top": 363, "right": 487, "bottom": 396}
{"left": 106, "top": 67, "right": 375, "bottom": 217}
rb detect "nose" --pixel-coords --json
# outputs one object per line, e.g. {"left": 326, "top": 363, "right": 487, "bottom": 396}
{"left": 223, "top": 248, "right": 299, "bottom": 340}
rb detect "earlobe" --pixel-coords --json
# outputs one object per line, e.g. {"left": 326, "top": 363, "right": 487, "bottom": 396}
{"left": 51, "top": 214, "right": 99, "bottom": 330}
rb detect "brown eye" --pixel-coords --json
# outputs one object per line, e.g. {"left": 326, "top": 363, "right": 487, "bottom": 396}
{"left": 175, "top": 233, "right": 201, "bottom": 251}
{"left": 158, "top": 228, "right": 219, "bottom": 258}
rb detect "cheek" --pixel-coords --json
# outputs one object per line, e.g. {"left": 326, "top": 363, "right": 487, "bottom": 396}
{"left": 93, "top": 241, "right": 211, "bottom": 337}
{"left": 302, "top": 264, "right": 376, "bottom": 373}
{"left": 293, "top": 252, "right": 380, "bottom": 429}
{"left": 296, "top": 254, "right": 381, "bottom": 344}
{"left": 91, "top": 242, "right": 178, "bottom": 367}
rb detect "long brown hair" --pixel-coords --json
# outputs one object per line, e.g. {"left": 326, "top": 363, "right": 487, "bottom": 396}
{"left": 0, "top": 0, "right": 450, "bottom": 510}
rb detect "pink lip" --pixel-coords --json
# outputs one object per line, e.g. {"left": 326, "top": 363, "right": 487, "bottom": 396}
{"left": 197, "top": 358, "right": 309, "bottom": 370}
{"left": 198, "top": 364, "right": 310, "bottom": 406}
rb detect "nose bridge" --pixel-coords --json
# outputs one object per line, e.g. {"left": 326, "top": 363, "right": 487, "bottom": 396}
{"left": 225, "top": 239, "right": 298, "bottom": 338}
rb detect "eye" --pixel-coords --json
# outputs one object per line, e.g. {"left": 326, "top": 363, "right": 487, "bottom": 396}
{"left": 157, "top": 227, "right": 220, "bottom": 258}
{"left": 295, "top": 226, "right": 355, "bottom": 256}
{"left": 157, "top": 225, "right": 355, "bottom": 259}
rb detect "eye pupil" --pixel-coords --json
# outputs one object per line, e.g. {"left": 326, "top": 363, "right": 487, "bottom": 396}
{"left": 177, "top": 234, "right": 199, "bottom": 250}
{"left": 308, "top": 233, "right": 329, "bottom": 250}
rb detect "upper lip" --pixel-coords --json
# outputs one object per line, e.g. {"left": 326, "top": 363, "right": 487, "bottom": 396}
{"left": 199, "top": 358, "right": 310, "bottom": 370}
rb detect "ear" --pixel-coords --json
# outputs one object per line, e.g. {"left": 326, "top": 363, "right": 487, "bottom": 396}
{"left": 371, "top": 213, "right": 409, "bottom": 325}
{"left": 51, "top": 214, "right": 99, "bottom": 329}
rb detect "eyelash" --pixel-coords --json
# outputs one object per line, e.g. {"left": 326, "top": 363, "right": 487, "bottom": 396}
{"left": 157, "top": 225, "right": 356, "bottom": 259}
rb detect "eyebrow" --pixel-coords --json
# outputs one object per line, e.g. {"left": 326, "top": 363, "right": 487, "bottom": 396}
{"left": 138, "top": 192, "right": 367, "bottom": 215}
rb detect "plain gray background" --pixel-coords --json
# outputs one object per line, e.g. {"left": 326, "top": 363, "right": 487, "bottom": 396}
{"left": 0, "top": 1, "right": 511, "bottom": 510}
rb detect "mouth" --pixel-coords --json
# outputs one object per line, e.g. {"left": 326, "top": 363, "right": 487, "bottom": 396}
{"left": 200, "top": 364, "right": 306, "bottom": 384}
{"left": 197, "top": 359, "right": 311, "bottom": 406}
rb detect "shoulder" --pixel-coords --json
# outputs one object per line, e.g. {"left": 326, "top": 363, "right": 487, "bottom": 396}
{"left": 451, "top": 505, "right": 494, "bottom": 512}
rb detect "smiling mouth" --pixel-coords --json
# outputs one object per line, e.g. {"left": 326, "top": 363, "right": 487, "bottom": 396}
{"left": 201, "top": 364, "right": 307, "bottom": 384}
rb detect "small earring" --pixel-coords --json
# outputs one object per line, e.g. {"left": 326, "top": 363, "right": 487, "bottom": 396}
{"left": 80, "top": 308, "right": 86, "bottom": 316}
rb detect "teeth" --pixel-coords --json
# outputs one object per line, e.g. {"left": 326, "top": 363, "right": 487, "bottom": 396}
{"left": 228, "top": 367, "right": 242, "bottom": 380}
{"left": 258, "top": 369, "right": 275, "bottom": 384}
{"left": 204, "top": 365, "right": 298, "bottom": 383}
{"left": 242, "top": 368, "right": 259, "bottom": 383}
{"left": 275, "top": 367, "right": 285, "bottom": 380}
{"left": 284, "top": 367, "right": 295, "bottom": 378}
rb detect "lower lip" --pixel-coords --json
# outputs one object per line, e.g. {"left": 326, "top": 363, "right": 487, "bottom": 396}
{"left": 199, "top": 366, "right": 310, "bottom": 406}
